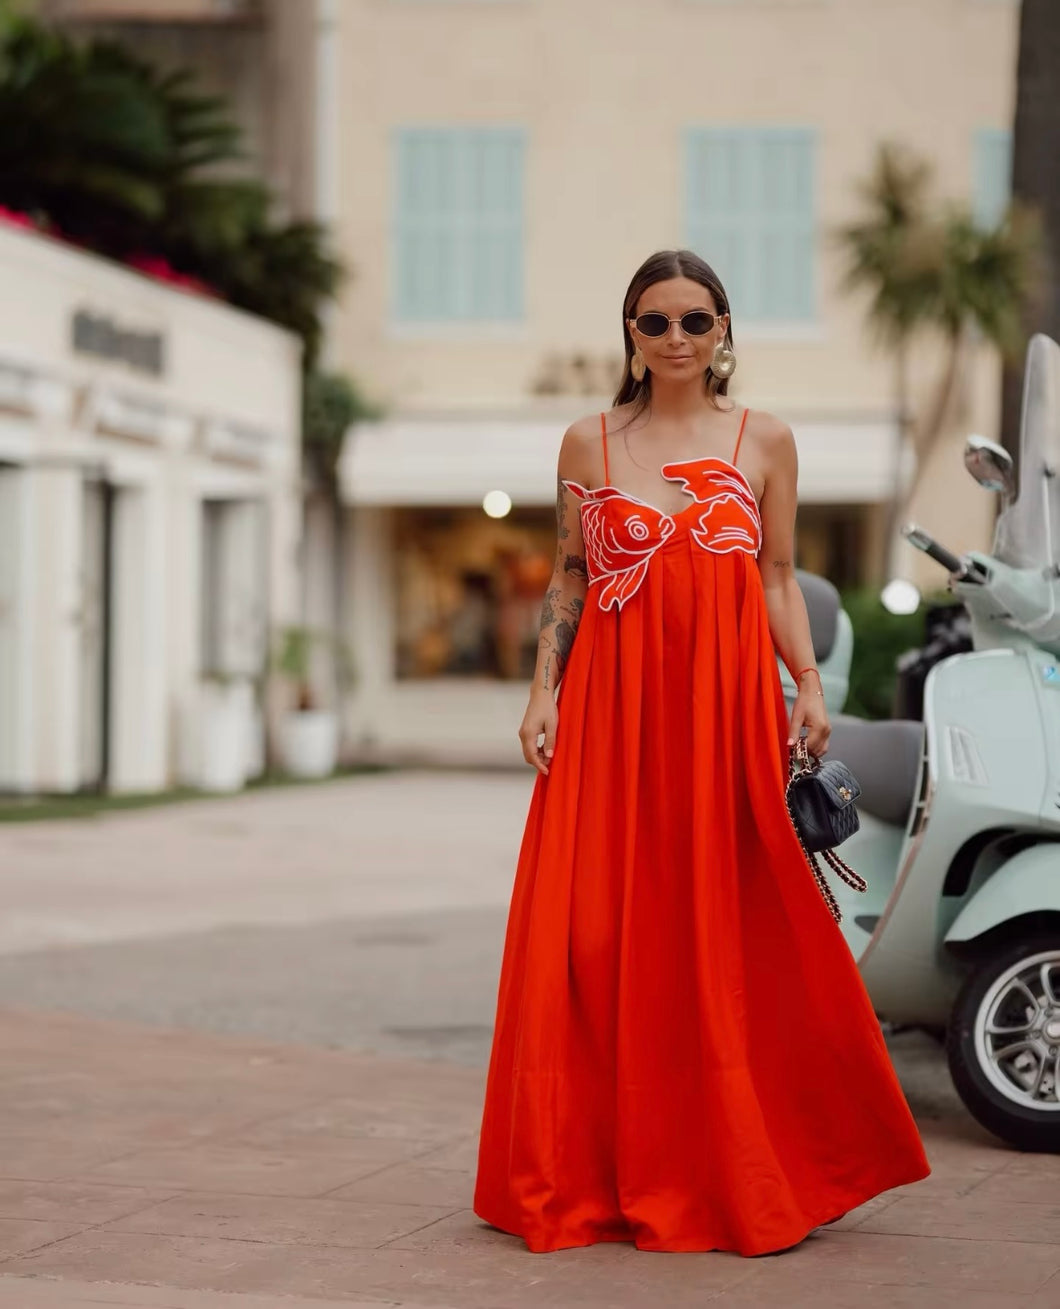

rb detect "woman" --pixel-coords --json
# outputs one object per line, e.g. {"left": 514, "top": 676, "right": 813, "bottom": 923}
{"left": 473, "top": 249, "right": 930, "bottom": 1257}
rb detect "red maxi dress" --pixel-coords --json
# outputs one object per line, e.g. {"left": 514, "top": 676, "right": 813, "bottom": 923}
{"left": 473, "top": 408, "right": 931, "bottom": 1256}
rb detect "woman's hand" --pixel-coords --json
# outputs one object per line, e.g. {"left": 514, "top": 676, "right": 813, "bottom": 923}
{"left": 519, "top": 689, "right": 559, "bottom": 775}
{"left": 788, "top": 679, "right": 831, "bottom": 758}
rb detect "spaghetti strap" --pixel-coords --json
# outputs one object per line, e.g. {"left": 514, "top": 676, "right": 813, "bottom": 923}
{"left": 600, "top": 412, "right": 610, "bottom": 485}
{"left": 732, "top": 407, "right": 749, "bottom": 465}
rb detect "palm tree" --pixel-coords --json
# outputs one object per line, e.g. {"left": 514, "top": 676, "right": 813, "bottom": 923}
{"left": 0, "top": 13, "right": 343, "bottom": 365}
{"left": 1000, "top": 0, "right": 1060, "bottom": 463}
{"left": 837, "top": 142, "right": 1040, "bottom": 580}
{"left": 0, "top": 19, "right": 175, "bottom": 241}
{"left": 836, "top": 145, "right": 934, "bottom": 564}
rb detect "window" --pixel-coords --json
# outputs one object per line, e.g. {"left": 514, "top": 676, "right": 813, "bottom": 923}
{"left": 393, "top": 127, "right": 526, "bottom": 323}
{"left": 974, "top": 127, "right": 1011, "bottom": 229}
{"left": 685, "top": 127, "right": 817, "bottom": 323}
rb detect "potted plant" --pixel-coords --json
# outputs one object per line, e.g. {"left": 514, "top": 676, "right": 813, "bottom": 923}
{"left": 275, "top": 625, "right": 340, "bottom": 779}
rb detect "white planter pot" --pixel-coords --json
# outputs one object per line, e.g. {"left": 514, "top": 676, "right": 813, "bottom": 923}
{"left": 189, "top": 679, "right": 253, "bottom": 793}
{"left": 279, "top": 710, "right": 339, "bottom": 779}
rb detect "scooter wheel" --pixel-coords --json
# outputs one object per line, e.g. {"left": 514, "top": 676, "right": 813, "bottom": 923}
{"left": 947, "top": 934, "right": 1060, "bottom": 1152}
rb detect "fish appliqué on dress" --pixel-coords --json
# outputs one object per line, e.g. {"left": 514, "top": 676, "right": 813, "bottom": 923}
{"left": 562, "top": 458, "right": 763, "bottom": 612}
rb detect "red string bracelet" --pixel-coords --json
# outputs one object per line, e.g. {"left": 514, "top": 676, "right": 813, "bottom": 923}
{"left": 794, "top": 666, "right": 821, "bottom": 684}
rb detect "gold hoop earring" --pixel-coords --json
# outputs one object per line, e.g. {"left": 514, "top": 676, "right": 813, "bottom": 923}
{"left": 710, "top": 341, "right": 736, "bottom": 379}
{"left": 631, "top": 347, "right": 646, "bottom": 382}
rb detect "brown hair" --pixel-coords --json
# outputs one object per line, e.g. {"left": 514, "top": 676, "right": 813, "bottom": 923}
{"left": 613, "top": 249, "right": 735, "bottom": 416}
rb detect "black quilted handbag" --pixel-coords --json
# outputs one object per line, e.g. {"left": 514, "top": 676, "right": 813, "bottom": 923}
{"left": 785, "top": 738, "right": 867, "bottom": 924}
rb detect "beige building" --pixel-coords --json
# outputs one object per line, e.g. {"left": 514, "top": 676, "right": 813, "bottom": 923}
{"left": 46, "top": 0, "right": 1020, "bottom": 763}
{"left": 330, "top": 0, "right": 1019, "bottom": 759}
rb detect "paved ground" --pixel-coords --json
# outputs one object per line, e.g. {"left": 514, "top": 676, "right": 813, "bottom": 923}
{"left": 0, "top": 773, "right": 526, "bottom": 954}
{"left": 0, "top": 772, "right": 525, "bottom": 1063}
{"left": 0, "top": 771, "right": 1058, "bottom": 1307}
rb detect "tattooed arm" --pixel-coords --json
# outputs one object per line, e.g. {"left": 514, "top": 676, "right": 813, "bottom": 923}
{"left": 538, "top": 478, "right": 589, "bottom": 693}
{"left": 756, "top": 416, "right": 831, "bottom": 757}
{"left": 518, "top": 426, "right": 592, "bottom": 775}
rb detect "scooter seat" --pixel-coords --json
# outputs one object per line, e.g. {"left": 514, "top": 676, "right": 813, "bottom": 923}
{"left": 825, "top": 714, "right": 924, "bottom": 827}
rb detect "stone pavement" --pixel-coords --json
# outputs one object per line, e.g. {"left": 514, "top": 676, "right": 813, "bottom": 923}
{"left": 0, "top": 772, "right": 527, "bottom": 958}
{"left": 2, "top": 1006, "right": 1059, "bottom": 1309}
{"left": 3, "top": 773, "right": 1059, "bottom": 1305}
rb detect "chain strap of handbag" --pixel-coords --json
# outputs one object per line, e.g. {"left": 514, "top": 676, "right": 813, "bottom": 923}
{"left": 785, "top": 737, "right": 867, "bottom": 925}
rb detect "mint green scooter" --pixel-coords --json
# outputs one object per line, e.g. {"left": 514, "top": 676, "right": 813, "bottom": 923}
{"left": 819, "top": 333, "right": 1060, "bottom": 1151}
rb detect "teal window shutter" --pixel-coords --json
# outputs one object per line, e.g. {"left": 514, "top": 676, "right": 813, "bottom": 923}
{"left": 393, "top": 127, "right": 525, "bottom": 322}
{"left": 974, "top": 128, "right": 1012, "bottom": 230}
{"left": 685, "top": 127, "right": 816, "bottom": 322}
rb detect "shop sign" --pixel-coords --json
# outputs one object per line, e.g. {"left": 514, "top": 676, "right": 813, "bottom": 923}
{"left": 72, "top": 309, "right": 165, "bottom": 377}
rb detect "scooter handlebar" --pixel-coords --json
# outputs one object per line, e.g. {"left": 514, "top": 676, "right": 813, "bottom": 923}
{"left": 902, "top": 524, "right": 971, "bottom": 577}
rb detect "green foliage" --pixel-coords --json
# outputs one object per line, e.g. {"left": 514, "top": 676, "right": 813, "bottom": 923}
{"left": 836, "top": 142, "right": 1041, "bottom": 361}
{"left": 836, "top": 143, "right": 936, "bottom": 348}
{"left": 837, "top": 142, "right": 1042, "bottom": 361}
{"left": 841, "top": 588, "right": 953, "bottom": 720}
{"left": 0, "top": 14, "right": 344, "bottom": 363}
{"left": 213, "top": 217, "right": 343, "bottom": 368}
{"left": 275, "top": 625, "right": 315, "bottom": 682}
{"left": 274, "top": 624, "right": 357, "bottom": 711}
{"left": 0, "top": 22, "right": 172, "bottom": 231}
{"left": 835, "top": 142, "right": 1042, "bottom": 580}
{"left": 303, "top": 370, "right": 382, "bottom": 486}
{"left": 935, "top": 209, "right": 1045, "bottom": 357}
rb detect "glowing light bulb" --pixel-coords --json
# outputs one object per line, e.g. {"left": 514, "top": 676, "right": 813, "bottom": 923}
{"left": 881, "top": 578, "right": 921, "bottom": 616}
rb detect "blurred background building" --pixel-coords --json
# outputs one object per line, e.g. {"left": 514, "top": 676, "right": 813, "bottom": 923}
{"left": 1, "top": 0, "right": 306, "bottom": 795}
{"left": 0, "top": 186, "right": 301, "bottom": 797}
{"left": 8, "top": 0, "right": 1025, "bottom": 777}
{"left": 334, "top": 0, "right": 1017, "bottom": 760}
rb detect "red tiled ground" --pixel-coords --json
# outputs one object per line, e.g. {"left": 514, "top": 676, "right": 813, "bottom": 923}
{"left": 0, "top": 1007, "right": 1057, "bottom": 1309}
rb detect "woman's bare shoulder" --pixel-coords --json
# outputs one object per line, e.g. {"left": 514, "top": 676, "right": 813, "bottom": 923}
{"left": 563, "top": 411, "right": 604, "bottom": 442}
{"left": 743, "top": 406, "right": 792, "bottom": 437}
{"left": 564, "top": 402, "right": 638, "bottom": 439}
{"left": 559, "top": 405, "right": 637, "bottom": 477}
{"left": 744, "top": 407, "right": 796, "bottom": 454}
{"left": 743, "top": 405, "right": 795, "bottom": 437}
{"left": 558, "top": 411, "right": 605, "bottom": 483}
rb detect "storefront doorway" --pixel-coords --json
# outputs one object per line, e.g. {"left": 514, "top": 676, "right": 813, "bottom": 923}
{"left": 201, "top": 498, "right": 268, "bottom": 678}
{"left": 77, "top": 476, "right": 114, "bottom": 792}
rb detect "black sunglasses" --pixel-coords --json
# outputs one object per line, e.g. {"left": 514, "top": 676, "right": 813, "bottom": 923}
{"left": 630, "top": 310, "right": 722, "bottom": 338}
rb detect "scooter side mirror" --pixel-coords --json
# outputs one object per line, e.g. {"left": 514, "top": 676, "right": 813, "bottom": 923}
{"left": 964, "top": 435, "right": 1015, "bottom": 496}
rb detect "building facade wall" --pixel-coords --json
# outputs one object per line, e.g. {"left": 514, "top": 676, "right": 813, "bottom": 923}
{"left": 327, "top": 0, "right": 1019, "bottom": 758}
{"left": 37, "top": 1, "right": 1022, "bottom": 763}
{"left": 335, "top": 0, "right": 1015, "bottom": 432}
{"left": 0, "top": 225, "right": 302, "bottom": 793}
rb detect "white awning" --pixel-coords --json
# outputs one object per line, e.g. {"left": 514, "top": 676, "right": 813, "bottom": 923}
{"left": 340, "top": 412, "right": 901, "bottom": 507}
